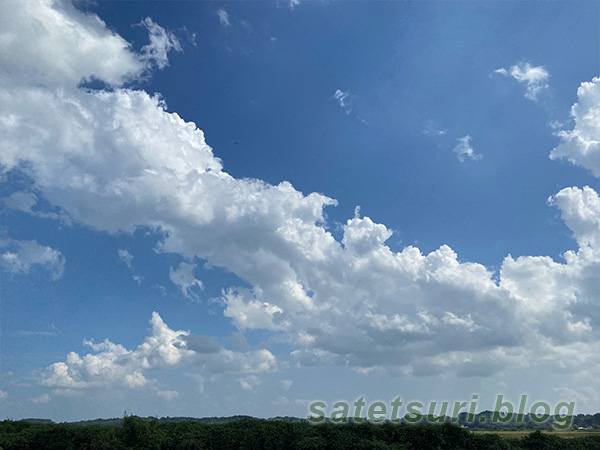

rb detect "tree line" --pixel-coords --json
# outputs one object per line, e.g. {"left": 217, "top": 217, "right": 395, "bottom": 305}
{"left": 0, "top": 416, "right": 599, "bottom": 450}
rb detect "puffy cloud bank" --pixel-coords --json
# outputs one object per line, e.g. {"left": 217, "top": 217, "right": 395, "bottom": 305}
{"left": 0, "top": 0, "right": 598, "bottom": 401}
{"left": 551, "top": 77, "right": 600, "bottom": 177}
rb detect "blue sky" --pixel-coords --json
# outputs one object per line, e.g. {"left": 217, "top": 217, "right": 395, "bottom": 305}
{"left": 0, "top": 0, "right": 599, "bottom": 421}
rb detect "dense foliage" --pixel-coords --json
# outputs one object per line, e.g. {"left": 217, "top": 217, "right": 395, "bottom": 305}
{"left": 0, "top": 417, "right": 599, "bottom": 450}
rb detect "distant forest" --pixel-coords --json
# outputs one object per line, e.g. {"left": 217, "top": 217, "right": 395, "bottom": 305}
{"left": 0, "top": 415, "right": 599, "bottom": 450}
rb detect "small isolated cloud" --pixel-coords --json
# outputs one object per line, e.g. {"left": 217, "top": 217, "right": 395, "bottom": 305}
{"left": 117, "top": 249, "right": 134, "bottom": 270}
{"left": 423, "top": 120, "right": 446, "bottom": 136}
{"left": 217, "top": 8, "right": 230, "bottom": 27}
{"left": 279, "top": 379, "right": 293, "bottom": 390}
{"left": 334, "top": 89, "right": 351, "bottom": 112}
{"left": 118, "top": 249, "right": 144, "bottom": 285}
{"left": 0, "top": 239, "right": 65, "bottom": 280}
{"left": 154, "top": 388, "right": 178, "bottom": 401}
{"left": 169, "top": 262, "right": 203, "bottom": 300}
{"left": 239, "top": 374, "right": 261, "bottom": 391}
{"left": 289, "top": 0, "right": 300, "bottom": 10}
{"left": 139, "top": 17, "right": 182, "bottom": 70}
{"left": 0, "top": 390, "right": 7, "bottom": 400}
{"left": 495, "top": 62, "right": 549, "bottom": 102}
{"left": 452, "top": 135, "right": 482, "bottom": 162}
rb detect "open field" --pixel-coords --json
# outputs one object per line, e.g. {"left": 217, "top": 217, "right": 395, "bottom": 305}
{"left": 472, "top": 430, "right": 600, "bottom": 439}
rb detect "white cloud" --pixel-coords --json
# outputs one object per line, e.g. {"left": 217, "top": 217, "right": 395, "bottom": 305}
{"left": 2, "top": 191, "right": 71, "bottom": 223}
{"left": 217, "top": 8, "right": 230, "bottom": 27}
{"left": 118, "top": 249, "right": 144, "bottom": 284}
{"left": 169, "top": 262, "right": 203, "bottom": 300}
{"left": 139, "top": 17, "right": 181, "bottom": 70}
{"left": 0, "top": 0, "right": 142, "bottom": 88}
{"left": 1, "top": 0, "right": 598, "bottom": 403}
{"left": 548, "top": 186, "right": 600, "bottom": 248}
{"left": 452, "top": 135, "right": 482, "bottom": 162}
{"left": 0, "top": 238, "right": 65, "bottom": 279}
{"left": 40, "top": 312, "right": 276, "bottom": 397}
{"left": 279, "top": 379, "right": 292, "bottom": 390}
{"left": 154, "top": 388, "right": 179, "bottom": 401}
{"left": 289, "top": 0, "right": 301, "bottom": 10}
{"left": 334, "top": 89, "right": 351, "bottom": 113}
{"left": 0, "top": 390, "right": 7, "bottom": 400}
{"left": 0, "top": 0, "right": 178, "bottom": 90}
{"left": 495, "top": 62, "right": 550, "bottom": 101}
{"left": 423, "top": 120, "right": 446, "bottom": 136}
{"left": 550, "top": 77, "right": 600, "bottom": 177}
{"left": 117, "top": 249, "right": 134, "bottom": 270}
{"left": 239, "top": 374, "right": 261, "bottom": 391}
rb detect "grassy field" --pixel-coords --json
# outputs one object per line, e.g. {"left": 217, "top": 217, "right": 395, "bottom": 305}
{"left": 472, "top": 430, "right": 600, "bottom": 439}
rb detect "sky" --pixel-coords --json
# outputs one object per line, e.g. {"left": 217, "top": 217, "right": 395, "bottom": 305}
{"left": 0, "top": 0, "right": 599, "bottom": 422}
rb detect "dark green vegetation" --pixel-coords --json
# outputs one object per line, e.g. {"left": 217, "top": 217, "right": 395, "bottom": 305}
{"left": 1, "top": 417, "right": 599, "bottom": 450}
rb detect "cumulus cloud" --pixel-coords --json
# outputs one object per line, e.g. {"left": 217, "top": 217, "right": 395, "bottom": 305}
{"left": 0, "top": 238, "right": 65, "bottom": 279}
{"left": 239, "top": 374, "right": 261, "bottom": 391}
{"left": 548, "top": 186, "right": 600, "bottom": 248}
{"left": 550, "top": 77, "right": 600, "bottom": 176}
{"left": 495, "top": 62, "right": 550, "bottom": 101}
{"left": 1, "top": 0, "right": 598, "bottom": 404}
{"left": 40, "top": 312, "right": 276, "bottom": 397}
{"left": 452, "top": 135, "right": 482, "bottom": 162}
{"left": 217, "top": 8, "right": 230, "bottom": 27}
{"left": 0, "top": 390, "right": 7, "bottom": 400}
{"left": 0, "top": 0, "right": 179, "bottom": 90}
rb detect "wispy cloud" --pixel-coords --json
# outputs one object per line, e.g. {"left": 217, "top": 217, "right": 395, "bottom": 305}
{"left": 495, "top": 61, "right": 549, "bottom": 102}
{"left": 139, "top": 17, "right": 182, "bottom": 70}
{"left": 334, "top": 89, "right": 350, "bottom": 108}
{"left": 169, "top": 262, "right": 203, "bottom": 300}
{"left": 452, "top": 135, "right": 482, "bottom": 162}
{"left": 117, "top": 249, "right": 143, "bottom": 285}
{"left": 117, "top": 249, "right": 134, "bottom": 270}
{"left": 217, "top": 8, "right": 230, "bottom": 27}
